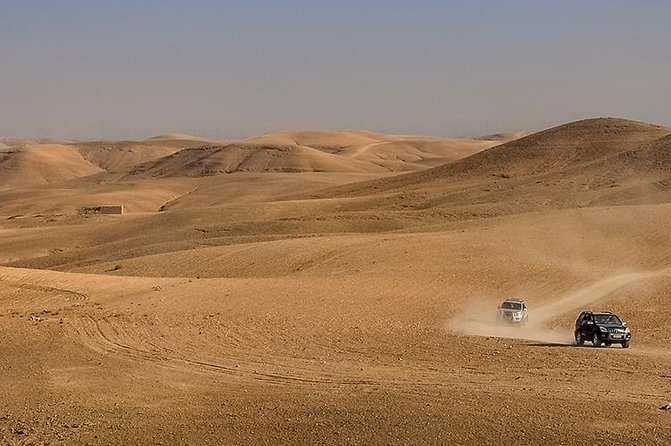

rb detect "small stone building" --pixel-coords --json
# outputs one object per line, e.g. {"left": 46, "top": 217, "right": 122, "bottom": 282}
{"left": 79, "top": 205, "right": 124, "bottom": 215}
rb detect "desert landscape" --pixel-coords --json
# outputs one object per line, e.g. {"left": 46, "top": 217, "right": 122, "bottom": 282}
{"left": 1, "top": 117, "right": 671, "bottom": 444}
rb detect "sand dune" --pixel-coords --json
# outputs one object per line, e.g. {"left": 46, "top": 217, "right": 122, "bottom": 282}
{"left": 127, "top": 143, "right": 390, "bottom": 177}
{"left": 0, "top": 144, "right": 104, "bottom": 188}
{"left": 310, "top": 118, "right": 671, "bottom": 214}
{"left": 446, "top": 118, "right": 669, "bottom": 176}
{"left": 75, "top": 137, "right": 209, "bottom": 173}
{"left": 0, "top": 136, "right": 212, "bottom": 189}
{"left": 0, "top": 130, "right": 511, "bottom": 190}
{"left": 340, "top": 137, "right": 498, "bottom": 170}
{"left": 244, "top": 130, "right": 505, "bottom": 171}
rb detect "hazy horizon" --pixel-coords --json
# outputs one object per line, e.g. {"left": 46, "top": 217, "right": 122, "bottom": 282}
{"left": 1, "top": 0, "right": 669, "bottom": 140}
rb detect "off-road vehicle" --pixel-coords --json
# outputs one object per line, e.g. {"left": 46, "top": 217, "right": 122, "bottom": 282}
{"left": 497, "top": 299, "right": 528, "bottom": 325}
{"left": 574, "top": 311, "right": 631, "bottom": 348}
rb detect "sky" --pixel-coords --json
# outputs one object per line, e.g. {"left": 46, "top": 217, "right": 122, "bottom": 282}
{"left": 0, "top": 0, "right": 669, "bottom": 140}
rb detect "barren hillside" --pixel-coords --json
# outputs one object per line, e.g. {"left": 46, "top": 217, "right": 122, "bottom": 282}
{"left": 75, "top": 135, "right": 210, "bottom": 172}
{"left": 244, "top": 130, "right": 502, "bottom": 171}
{"left": 308, "top": 118, "right": 671, "bottom": 215}
{"left": 2, "top": 118, "right": 671, "bottom": 445}
{"left": 0, "top": 144, "right": 105, "bottom": 188}
{"left": 127, "top": 143, "right": 391, "bottom": 177}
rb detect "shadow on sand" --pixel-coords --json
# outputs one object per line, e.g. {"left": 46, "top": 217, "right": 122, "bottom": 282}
{"left": 526, "top": 342, "right": 624, "bottom": 349}
{"left": 525, "top": 342, "right": 580, "bottom": 348}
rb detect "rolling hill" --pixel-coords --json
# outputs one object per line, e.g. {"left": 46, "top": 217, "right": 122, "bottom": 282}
{"left": 126, "top": 143, "right": 391, "bottom": 177}
{"left": 0, "top": 144, "right": 105, "bottom": 188}
{"left": 2, "top": 117, "right": 671, "bottom": 445}
{"left": 309, "top": 118, "right": 671, "bottom": 214}
{"left": 74, "top": 135, "right": 213, "bottom": 172}
{"left": 0, "top": 135, "right": 214, "bottom": 188}
{"left": 244, "top": 130, "right": 503, "bottom": 171}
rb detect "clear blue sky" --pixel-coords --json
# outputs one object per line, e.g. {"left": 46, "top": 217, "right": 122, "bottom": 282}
{"left": 1, "top": 0, "right": 669, "bottom": 139}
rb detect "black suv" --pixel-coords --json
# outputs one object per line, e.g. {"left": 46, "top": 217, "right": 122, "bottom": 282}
{"left": 574, "top": 311, "right": 631, "bottom": 348}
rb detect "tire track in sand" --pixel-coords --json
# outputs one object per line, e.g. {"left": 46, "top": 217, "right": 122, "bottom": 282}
{"left": 0, "top": 268, "right": 377, "bottom": 387}
{"left": 70, "top": 314, "right": 377, "bottom": 386}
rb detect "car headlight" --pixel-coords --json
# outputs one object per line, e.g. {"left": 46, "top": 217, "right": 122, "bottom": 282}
{"left": 624, "top": 327, "right": 630, "bottom": 333}
{"left": 599, "top": 326, "right": 608, "bottom": 333}
{"left": 514, "top": 311, "right": 523, "bottom": 318}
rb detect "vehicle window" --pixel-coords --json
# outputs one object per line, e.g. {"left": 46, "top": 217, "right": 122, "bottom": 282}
{"left": 501, "top": 302, "right": 522, "bottom": 310}
{"left": 594, "top": 314, "right": 622, "bottom": 325}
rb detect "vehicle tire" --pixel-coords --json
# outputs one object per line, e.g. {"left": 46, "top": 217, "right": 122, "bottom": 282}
{"left": 575, "top": 332, "right": 584, "bottom": 346}
{"left": 622, "top": 340, "right": 630, "bottom": 349}
{"left": 593, "top": 334, "right": 602, "bottom": 347}
{"left": 604, "top": 342, "right": 611, "bottom": 347}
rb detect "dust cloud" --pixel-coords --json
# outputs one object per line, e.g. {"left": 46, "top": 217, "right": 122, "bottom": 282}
{"left": 448, "top": 266, "right": 671, "bottom": 344}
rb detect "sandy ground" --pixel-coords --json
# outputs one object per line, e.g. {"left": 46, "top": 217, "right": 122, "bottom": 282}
{"left": 1, "top": 119, "right": 671, "bottom": 445}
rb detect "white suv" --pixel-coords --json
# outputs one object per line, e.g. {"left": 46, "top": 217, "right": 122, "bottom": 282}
{"left": 497, "top": 299, "right": 528, "bottom": 325}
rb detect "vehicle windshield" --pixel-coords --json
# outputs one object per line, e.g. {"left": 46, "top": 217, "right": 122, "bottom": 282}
{"left": 594, "top": 314, "right": 622, "bottom": 325}
{"left": 501, "top": 302, "right": 522, "bottom": 310}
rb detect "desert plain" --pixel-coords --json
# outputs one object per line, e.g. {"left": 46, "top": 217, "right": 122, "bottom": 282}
{"left": 1, "top": 118, "right": 671, "bottom": 444}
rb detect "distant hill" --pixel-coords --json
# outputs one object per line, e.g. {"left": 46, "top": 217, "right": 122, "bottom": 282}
{"left": 0, "top": 129, "right": 522, "bottom": 188}
{"left": 127, "top": 143, "right": 390, "bottom": 177}
{"left": 75, "top": 136, "right": 211, "bottom": 172}
{"left": 310, "top": 118, "right": 671, "bottom": 214}
{"left": 0, "top": 135, "right": 212, "bottom": 188}
{"left": 337, "top": 137, "right": 498, "bottom": 171}
{"left": 477, "top": 132, "right": 530, "bottom": 143}
{"left": 0, "top": 144, "right": 104, "bottom": 188}
{"left": 244, "top": 130, "right": 505, "bottom": 171}
{"left": 440, "top": 118, "right": 669, "bottom": 177}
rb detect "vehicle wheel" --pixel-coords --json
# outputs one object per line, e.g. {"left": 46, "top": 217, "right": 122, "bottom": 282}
{"left": 622, "top": 340, "right": 630, "bottom": 349}
{"left": 575, "top": 332, "right": 584, "bottom": 346}
{"left": 604, "top": 342, "right": 611, "bottom": 347}
{"left": 593, "top": 335, "right": 602, "bottom": 347}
